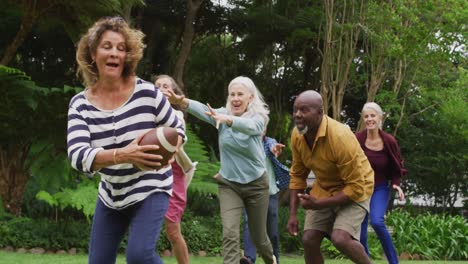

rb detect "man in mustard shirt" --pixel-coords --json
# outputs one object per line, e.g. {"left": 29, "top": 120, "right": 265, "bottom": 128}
{"left": 287, "top": 91, "right": 374, "bottom": 264}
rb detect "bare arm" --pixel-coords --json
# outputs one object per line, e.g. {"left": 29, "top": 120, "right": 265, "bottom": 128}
{"left": 287, "top": 189, "right": 301, "bottom": 236}
{"left": 163, "top": 89, "right": 189, "bottom": 109}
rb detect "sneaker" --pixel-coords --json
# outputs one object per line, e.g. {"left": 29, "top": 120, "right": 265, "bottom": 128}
{"left": 240, "top": 256, "right": 253, "bottom": 264}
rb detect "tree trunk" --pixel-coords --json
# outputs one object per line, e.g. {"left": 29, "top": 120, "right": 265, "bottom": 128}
{"left": 356, "top": 40, "right": 386, "bottom": 132}
{"left": 320, "top": 0, "right": 365, "bottom": 121}
{"left": 0, "top": 5, "right": 37, "bottom": 66}
{"left": 0, "top": 145, "right": 30, "bottom": 216}
{"left": 319, "top": 0, "right": 334, "bottom": 114}
{"left": 173, "top": 0, "right": 204, "bottom": 94}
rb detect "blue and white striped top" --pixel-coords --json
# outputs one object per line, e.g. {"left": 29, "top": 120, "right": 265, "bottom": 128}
{"left": 67, "top": 77, "right": 186, "bottom": 210}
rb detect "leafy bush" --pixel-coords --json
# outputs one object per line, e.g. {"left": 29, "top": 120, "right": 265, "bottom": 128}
{"left": 187, "top": 191, "right": 219, "bottom": 217}
{"left": 35, "top": 179, "right": 98, "bottom": 222}
{"left": 184, "top": 125, "right": 220, "bottom": 195}
{"left": 2, "top": 203, "right": 466, "bottom": 261}
{"left": 180, "top": 212, "right": 223, "bottom": 254}
{"left": 388, "top": 210, "right": 468, "bottom": 260}
{"left": 278, "top": 206, "right": 303, "bottom": 254}
{"left": 0, "top": 217, "right": 89, "bottom": 250}
{"left": 0, "top": 213, "right": 224, "bottom": 255}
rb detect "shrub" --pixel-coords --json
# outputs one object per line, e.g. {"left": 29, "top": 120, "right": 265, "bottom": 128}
{"left": 278, "top": 206, "right": 303, "bottom": 254}
{"left": 1, "top": 207, "right": 466, "bottom": 261}
{"left": 0, "top": 217, "right": 90, "bottom": 251}
{"left": 180, "top": 212, "right": 223, "bottom": 255}
{"left": 388, "top": 209, "right": 468, "bottom": 260}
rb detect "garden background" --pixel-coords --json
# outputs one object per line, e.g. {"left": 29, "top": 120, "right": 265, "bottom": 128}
{"left": 0, "top": 0, "right": 466, "bottom": 262}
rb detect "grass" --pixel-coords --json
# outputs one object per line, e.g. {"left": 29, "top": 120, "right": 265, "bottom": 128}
{"left": 0, "top": 251, "right": 466, "bottom": 264}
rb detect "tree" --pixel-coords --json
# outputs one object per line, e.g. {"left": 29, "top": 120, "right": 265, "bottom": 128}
{"left": 0, "top": 66, "right": 80, "bottom": 215}
{"left": 0, "top": 0, "right": 143, "bottom": 66}
{"left": 397, "top": 68, "right": 467, "bottom": 213}
{"left": 173, "top": 0, "right": 206, "bottom": 93}
{"left": 357, "top": 0, "right": 467, "bottom": 132}
{"left": 319, "top": 0, "right": 367, "bottom": 121}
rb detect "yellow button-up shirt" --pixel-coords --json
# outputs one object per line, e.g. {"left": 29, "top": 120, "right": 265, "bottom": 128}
{"left": 290, "top": 116, "right": 374, "bottom": 202}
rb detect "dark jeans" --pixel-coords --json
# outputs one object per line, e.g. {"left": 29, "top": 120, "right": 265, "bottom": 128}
{"left": 243, "top": 193, "right": 280, "bottom": 264}
{"left": 88, "top": 192, "right": 169, "bottom": 264}
{"left": 360, "top": 183, "right": 399, "bottom": 264}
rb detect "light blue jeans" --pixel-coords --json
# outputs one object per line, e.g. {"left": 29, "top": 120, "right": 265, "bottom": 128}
{"left": 360, "top": 183, "right": 399, "bottom": 264}
{"left": 243, "top": 193, "right": 280, "bottom": 264}
{"left": 88, "top": 192, "right": 169, "bottom": 264}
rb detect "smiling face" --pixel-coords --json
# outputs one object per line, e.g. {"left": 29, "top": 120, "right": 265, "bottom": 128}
{"left": 92, "top": 30, "right": 127, "bottom": 80}
{"left": 228, "top": 84, "right": 253, "bottom": 116}
{"left": 362, "top": 108, "right": 382, "bottom": 131}
{"left": 155, "top": 77, "right": 173, "bottom": 95}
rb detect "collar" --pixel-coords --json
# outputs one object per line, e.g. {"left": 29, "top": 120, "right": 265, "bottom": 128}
{"left": 315, "top": 115, "right": 328, "bottom": 140}
{"left": 300, "top": 115, "right": 328, "bottom": 151}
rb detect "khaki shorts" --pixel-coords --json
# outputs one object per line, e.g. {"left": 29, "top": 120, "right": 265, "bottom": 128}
{"left": 304, "top": 198, "right": 370, "bottom": 240}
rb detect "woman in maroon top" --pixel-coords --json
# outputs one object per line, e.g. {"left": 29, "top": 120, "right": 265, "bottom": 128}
{"left": 356, "top": 102, "right": 407, "bottom": 264}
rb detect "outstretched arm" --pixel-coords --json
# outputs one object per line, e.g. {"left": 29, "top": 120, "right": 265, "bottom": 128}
{"left": 162, "top": 88, "right": 190, "bottom": 109}
{"left": 205, "top": 103, "right": 233, "bottom": 129}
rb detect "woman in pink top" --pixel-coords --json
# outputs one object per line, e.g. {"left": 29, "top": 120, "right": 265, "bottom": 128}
{"left": 154, "top": 75, "right": 197, "bottom": 264}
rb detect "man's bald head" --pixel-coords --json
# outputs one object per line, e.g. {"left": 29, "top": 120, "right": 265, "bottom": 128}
{"left": 296, "top": 90, "right": 324, "bottom": 111}
{"left": 293, "top": 90, "right": 324, "bottom": 135}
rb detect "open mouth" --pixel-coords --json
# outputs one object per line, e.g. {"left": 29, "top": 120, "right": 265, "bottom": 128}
{"left": 106, "top": 62, "right": 119, "bottom": 68}
{"left": 294, "top": 119, "right": 303, "bottom": 126}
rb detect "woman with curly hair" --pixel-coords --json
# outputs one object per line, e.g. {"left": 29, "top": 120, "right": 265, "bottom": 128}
{"left": 68, "top": 17, "right": 185, "bottom": 264}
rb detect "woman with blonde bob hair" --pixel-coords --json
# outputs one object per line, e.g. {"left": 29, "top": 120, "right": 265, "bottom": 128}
{"left": 68, "top": 17, "right": 185, "bottom": 264}
{"left": 164, "top": 76, "right": 276, "bottom": 264}
{"left": 356, "top": 102, "right": 407, "bottom": 264}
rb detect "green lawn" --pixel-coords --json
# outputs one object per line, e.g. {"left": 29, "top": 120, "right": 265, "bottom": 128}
{"left": 0, "top": 252, "right": 465, "bottom": 264}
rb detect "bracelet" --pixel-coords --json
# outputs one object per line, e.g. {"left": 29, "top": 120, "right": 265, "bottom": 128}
{"left": 113, "top": 149, "right": 118, "bottom": 164}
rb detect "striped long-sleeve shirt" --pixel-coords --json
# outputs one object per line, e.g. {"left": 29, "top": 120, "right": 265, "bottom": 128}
{"left": 67, "top": 78, "right": 186, "bottom": 210}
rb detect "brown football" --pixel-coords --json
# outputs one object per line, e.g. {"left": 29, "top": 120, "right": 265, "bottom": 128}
{"left": 139, "top": 127, "right": 179, "bottom": 169}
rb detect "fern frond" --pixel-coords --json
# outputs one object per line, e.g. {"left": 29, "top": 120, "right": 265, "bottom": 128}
{"left": 184, "top": 125, "right": 220, "bottom": 196}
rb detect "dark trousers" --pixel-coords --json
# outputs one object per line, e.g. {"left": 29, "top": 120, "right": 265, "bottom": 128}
{"left": 243, "top": 193, "right": 280, "bottom": 264}
{"left": 88, "top": 192, "right": 169, "bottom": 264}
{"left": 360, "top": 183, "right": 399, "bottom": 264}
